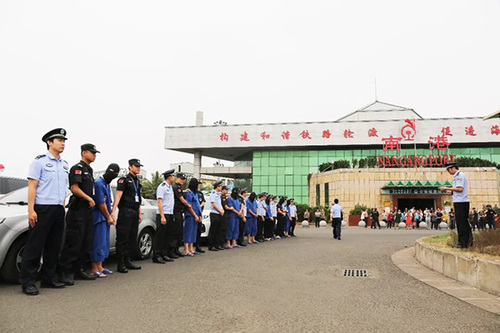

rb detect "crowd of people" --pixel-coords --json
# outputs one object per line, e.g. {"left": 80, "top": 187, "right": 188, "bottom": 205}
{"left": 20, "top": 128, "right": 299, "bottom": 296}
{"left": 359, "top": 206, "right": 497, "bottom": 231}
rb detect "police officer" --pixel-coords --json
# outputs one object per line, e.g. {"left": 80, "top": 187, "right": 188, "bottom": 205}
{"left": 152, "top": 169, "right": 176, "bottom": 264}
{"left": 169, "top": 173, "right": 190, "bottom": 258}
{"left": 219, "top": 186, "right": 230, "bottom": 249}
{"left": 21, "top": 128, "right": 69, "bottom": 295}
{"left": 195, "top": 180, "right": 206, "bottom": 253}
{"left": 59, "top": 144, "right": 99, "bottom": 284}
{"left": 208, "top": 181, "right": 223, "bottom": 251}
{"left": 440, "top": 163, "right": 473, "bottom": 248}
{"left": 111, "top": 159, "right": 143, "bottom": 273}
{"left": 237, "top": 188, "right": 248, "bottom": 246}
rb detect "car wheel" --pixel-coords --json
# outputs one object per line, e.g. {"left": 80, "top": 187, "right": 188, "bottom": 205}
{"left": 0, "top": 234, "right": 27, "bottom": 284}
{"left": 135, "top": 228, "right": 154, "bottom": 260}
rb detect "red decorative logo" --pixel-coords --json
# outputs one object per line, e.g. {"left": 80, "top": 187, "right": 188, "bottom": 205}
{"left": 401, "top": 119, "right": 416, "bottom": 141}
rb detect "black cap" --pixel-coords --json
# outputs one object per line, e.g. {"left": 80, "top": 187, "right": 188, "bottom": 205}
{"left": 176, "top": 172, "right": 187, "bottom": 179}
{"left": 128, "top": 158, "right": 143, "bottom": 167}
{"left": 445, "top": 162, "right": 458, "bottom": 170}
{"left": 258, "top": 193, "right": 265, "bottom": 198}
{"left": 162, "top": 169, "right": 175, "bottom": 177}
{"left": 221, "top": 185, "right": 228, "bottom": 191}
{"left": 107, "top": 163, "right": 120, "bottom": 172}
{"left": 81, "top": 143, "right": 100, "bottom": 153}
{"left": 42, "top": 128, "right": 67, "bottom": 142}
{"left": 213, "top": 180, "right": 222, "bottom": 188}
{"left": 241, "top": 188, "right": 248, "bottom": 193}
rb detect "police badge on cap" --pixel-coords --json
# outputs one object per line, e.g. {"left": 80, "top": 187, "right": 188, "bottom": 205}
{"left": 129, "top": 158, "right": 143, "bottom": 167}
{"left": 41, "top": 128, "right": 68, "bottom": 142}
{"left": 162, "top": 169, "right": 175, "bottom": 177}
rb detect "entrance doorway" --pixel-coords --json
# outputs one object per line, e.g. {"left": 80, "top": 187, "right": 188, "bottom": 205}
{"left": 397, "top": 198, "right": 435, "bottom": 211}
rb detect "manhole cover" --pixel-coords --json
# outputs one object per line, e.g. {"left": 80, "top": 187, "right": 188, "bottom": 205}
{"left": 342, "top": 269, "right": 368, "bottom": 277}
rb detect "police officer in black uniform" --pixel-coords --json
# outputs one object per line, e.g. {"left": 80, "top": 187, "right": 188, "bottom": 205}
{"left": 237, "top": 188, "right": 248, "bottom": 247}
{"left": 59, "top": 144, "right": 100, "bottom": 284}
{"left": 195, "top": 181, "right": 206, "bottom": 253}
{"left": 169, "top": 173, "right": 191, "bottom": 258}
{"left": 218, "top": 186, "right": 229, "bottom": 249}
{"left": 111, "top": 159, "right": 143, "bottom": 273}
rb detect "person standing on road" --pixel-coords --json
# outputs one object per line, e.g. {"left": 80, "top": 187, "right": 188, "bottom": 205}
{"left": 170, "top": 173, "right": 190, "bottom": 258}
{"left": 439, "top": 163, "right": 473, "bottom": 248}
{"left": 485, "top": 204, "right": 497, "bottom": 230}
{"left": 288, "top": 199, "right": 297, "bottom": 237}
{"left": 244, "top": 192, "right": 259, "bottom": 244}
{"left": 330, "top": 199, "right": 343, "bottom": 240}
{"left": 314, "top": 208, "right": 321, "bottom": 228}
{"left": 237, "top": 188, "right": 248, "bottom": 247}
{"left": 225, "top": 187, "right": 243, "bottom": 248}
{"left": 256, "top": 193, "right": 266, "bottom": 242}
{"left": 182, "top": 178, "right": 203, "bottom": 256}
{"left": 371, "top": 208, "right": 380, "bottom": 229}
{"left": 59, "top": 144, "right": 99, "bottom": 285}
{"left": 110, "top": 159, "right": 143, "bottom": 273}
{"left": 195, "top": 182, "right": 206, "bottom": 253}
{"left": 90, "top": 163, "right": 120, "bottom": 277}
{"left": 152, "top": 169, "right": 176, "bottom": 264}
{"left": 21, "top": 128, "right": 69, "bottom": 295}
{"left": 219, "top": 186, "right": 230, "bottom": 248}
{"left": 208, "top": 181, "right": 223, "bottom": 251}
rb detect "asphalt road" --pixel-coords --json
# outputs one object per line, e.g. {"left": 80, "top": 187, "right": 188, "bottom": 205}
{"left": 1, "top": 227, "right": 499, "bottom": 333}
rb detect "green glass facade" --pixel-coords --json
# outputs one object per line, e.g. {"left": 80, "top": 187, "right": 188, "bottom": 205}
{"left": 252, "top": 147, "right": 500, "bottom": 205}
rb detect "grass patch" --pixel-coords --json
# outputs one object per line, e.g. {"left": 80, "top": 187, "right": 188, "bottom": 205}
{"left": 422, "top": 230, "right": 500, "bottom": 261}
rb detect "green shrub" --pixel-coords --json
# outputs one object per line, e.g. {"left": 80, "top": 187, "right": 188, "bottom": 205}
{"left": 349, "top": 203, "right": 372, "bottom": 215}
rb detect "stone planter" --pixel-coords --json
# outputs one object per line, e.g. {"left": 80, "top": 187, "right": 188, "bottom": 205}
{"left": 419, "top": 222, "right": 428, "bottom": 229}
{"left": 341, "top": 221, "right": 347, "bottom": 228}
{"left": 301, "top": 221, "right": 309, "bottom": 228}
{"left": 349, "top": 214, "right": 370, "bottom": 226}
{"left": 358, "top": 221, "right": 366, "bottom": 227}
{"left": 319, "top": 220, "right": 327, "bottom": 228}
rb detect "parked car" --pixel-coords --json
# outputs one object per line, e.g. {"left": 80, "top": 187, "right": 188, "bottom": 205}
{"left": 0, "top": 186, "right": 157, "bottom": 284}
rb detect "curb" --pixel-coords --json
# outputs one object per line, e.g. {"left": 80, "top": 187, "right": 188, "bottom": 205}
{"left": 392, "top": 247, "right": 500, "bottom": 315}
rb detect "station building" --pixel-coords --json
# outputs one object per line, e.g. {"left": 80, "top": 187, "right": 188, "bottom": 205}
{"left": 164, "top": 101, "right": 500, "bottom": 220}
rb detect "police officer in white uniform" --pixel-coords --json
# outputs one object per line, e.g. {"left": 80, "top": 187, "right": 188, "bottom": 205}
{"left": 152, "top": 169, "right": 175, "bottom": 263}
{"left": 330, "top": 198, "right": 343, "bottom": 240}
{"left": 20, "top": 128, "right": 69, "bottom": 295}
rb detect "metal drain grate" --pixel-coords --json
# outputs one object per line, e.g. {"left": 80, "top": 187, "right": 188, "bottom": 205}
{"left": 343, "top": 269, "right": 368, "bottom": 277}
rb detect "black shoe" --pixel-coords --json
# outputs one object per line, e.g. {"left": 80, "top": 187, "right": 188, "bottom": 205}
{"left": 208, "top": 247, "right": 219, "bottom": 251}
{"left": 238, "top": 242, "right": 247, "bottom": 247}
{"left": 175, "top": 250, "right": 185, "bottom": 258}
{"left": 168, "top": 252, "right": 179, "bottom": 259}
{"left": 117, "top": 257, "right": 128, "bottom": 273}
{"left": 22, "top": 285, "right": 39, "bottom": 296}
{"left": 195, "top": 247, "right": 205, "bottom": 253}
{"left": 40, "top": 281, "right": 66, "bottom": 289}
{"left": 59, "top": 271, "right": 75, "bottom": 286}
{"left": 337, "top": 238, "right": 341, "bottom": 240}
{"left": 124, "top": 257, "right": 141, "bottom": 270}
{"left": 75, "top": 270, "right": 97, "bottom": 280}
{"left": 161, "top": 255, "right": 174, "bottom": 262}
{"left": 216, "top": 246, "right": 225, "bottom": 250}
{"left": 152, "top": 256, "right": 166, "bottom": 264}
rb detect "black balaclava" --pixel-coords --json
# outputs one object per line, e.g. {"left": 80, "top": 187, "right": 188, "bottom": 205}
{"left": 231, "top": 187, "right": 240, "bottom": 200}
{"left": 103, "top": 163, "right": 120, "bottom": 184}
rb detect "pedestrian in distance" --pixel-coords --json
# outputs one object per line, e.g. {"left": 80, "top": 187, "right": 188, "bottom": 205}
{"left": 371, "top": 208, "right": 380, "bottom": 229}
{"left": 485, "top": 204, "right": 497, "bottom": 230}
{"left": 90, "top": 163, "right": 120, "bottom": 277}
{"left": 314, "top": 208, "right": 321, "bottom": 228}
{"left": 110, "top": 159, "right": 144, "bottom": 273}
{"left": 59, "top": 143, "right": 100, "bottom": 285}
{"left": 439, "top": 163, "right": 473, "bottom": 248}
{"left": 330, "top": 198, "right": 343, "bottom": 240}
{"left": 152, "top": 169, "right": 176, "bottom": 264}
{"left": 21, "top": 128, "right": 69, "bottom": 295}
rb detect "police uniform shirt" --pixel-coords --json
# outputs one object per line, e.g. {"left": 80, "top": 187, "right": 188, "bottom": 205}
{"left": 257, "top": 200, "right": 266, "bottom": 216}
{"left": 156, "top": 181, "right": 174, "bottom": 215}
{"left": 93, "top": 176, "right": 112, "bottom": 223}
{"left": 209, "top": 190, "right": 222, "bottom": 215}
{"left": 117, "top": 173, "right": 142, "bottom": 209}
{"left": 331, "top": 204, "right": 342, "bottom": 218}
{"left": 270, "top": 201, "right": 277, "bottom": 217}
{"left": 68, "top": 160, "right": 94, "bottom": 207}
{"left": 172, "top": 182, "right": 185, "bottom": 212}
{"left": 452, "top": 170, "right": 469, "bottom": 203}
{"left": 27, "top": 152, "right": 69, "bottom": 205}
{"left": 289, "top": 204, "right": 297, "bottom": 218}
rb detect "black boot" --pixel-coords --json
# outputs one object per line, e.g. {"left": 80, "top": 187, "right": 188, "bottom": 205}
{"left": 117, "top": 257, "right": 128, "bottom": 273}
{"left": 124, "top": 256, "right": 141, "bottom": 270}
{"left": 75, "top": 269, "right": 97, "bottom": 280}
{"left": 195, "top": 245, "right": 205, "bottom": 253}
{"left": 174, "top": 249, "right": 185, "bottom": 257}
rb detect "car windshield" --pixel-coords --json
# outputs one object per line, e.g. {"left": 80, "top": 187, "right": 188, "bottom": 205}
{"left": 0, "top": 187, "right": 28, "bottom": 205}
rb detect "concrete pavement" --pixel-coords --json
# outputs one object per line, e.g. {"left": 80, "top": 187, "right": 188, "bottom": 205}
{"left": 0, "top": 227, "right": 499, "bottom": 332}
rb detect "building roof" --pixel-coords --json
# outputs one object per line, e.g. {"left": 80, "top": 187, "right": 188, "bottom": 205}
{"left": 337, "top": 100, "right": 424, "bottom": 122}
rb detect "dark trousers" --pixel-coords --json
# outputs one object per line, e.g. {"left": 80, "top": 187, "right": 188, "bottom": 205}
{"left": 59, "top": 205, "right": 93, "bottom": 272}
{"left": 257, "top": 216, "right": 265, "bottom": 240}
{"left": 20, "top": 205, "right": 65, "bottom": 287}
{"left": 276, "top": 215, "right": 285, "bottom": 237}
{"left": 487, "top": 219, "right": 496, "bottom": 230}
{"left": 171, "top": 211, "right": 184, "bottom": 248}
{"left": 315, "top": 217, "right": 320, "bottom": 228}
{"left": 332, "top": 217, "right": 341, "bottom": 239}
{"left": 289, "top": 217, "right": 296, "bottom": 235}
{"left": 195, "top": 220, "right": 203, "bottom": 248}
{"left": 219, "top": 215, "right": 228, "bottom": 246}
{"left": 454, "top": 202, "right": 473, "bottom": 247}
{"left": 371, "top": 219, "right": 380, "bottom": 229}
{"left": 208, "top": 213, "right": 221, "bottom": 247}
{"left": 264, "top": 218, "right": 274, "bottom": 239}
{"left": 237, "top": 218, "right": 245, "bottom": 244}
{"left": 153, "top": 214, "right": 173, "bottom": 257}
{"left": 116, "top": 207, "right": 139, "bottom": 258}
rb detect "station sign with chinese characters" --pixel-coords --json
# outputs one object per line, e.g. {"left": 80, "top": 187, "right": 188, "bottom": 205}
{"left": 381, "top": 188, "right": 445, "bottom": 195}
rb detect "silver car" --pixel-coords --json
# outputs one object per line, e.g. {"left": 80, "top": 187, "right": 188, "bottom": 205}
{"left": 0, "top": 186, "right": 157, "bottom": 284}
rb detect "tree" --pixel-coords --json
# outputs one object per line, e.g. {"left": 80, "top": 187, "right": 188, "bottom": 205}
{"left": 234, "top": 178, "right": 252, "bottom": 192}
{"left": 141, "top": 171, "right": 164, "bottom": 199}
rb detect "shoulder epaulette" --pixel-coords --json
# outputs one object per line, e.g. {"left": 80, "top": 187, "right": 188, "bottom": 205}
{"left": 161, "top": 182, "right": 166, "bottom": 186}
{"left": 35, "top": 154, "right": 46, "bottom": 160}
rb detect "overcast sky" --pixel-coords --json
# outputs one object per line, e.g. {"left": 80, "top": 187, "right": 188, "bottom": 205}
{"left": 1, "top": 0, "right": 499, "bottom": 179}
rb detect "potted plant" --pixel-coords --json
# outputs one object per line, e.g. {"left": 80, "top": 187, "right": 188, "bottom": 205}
{"left": 349, "top": 204, "right": 372, "bottom": 226}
